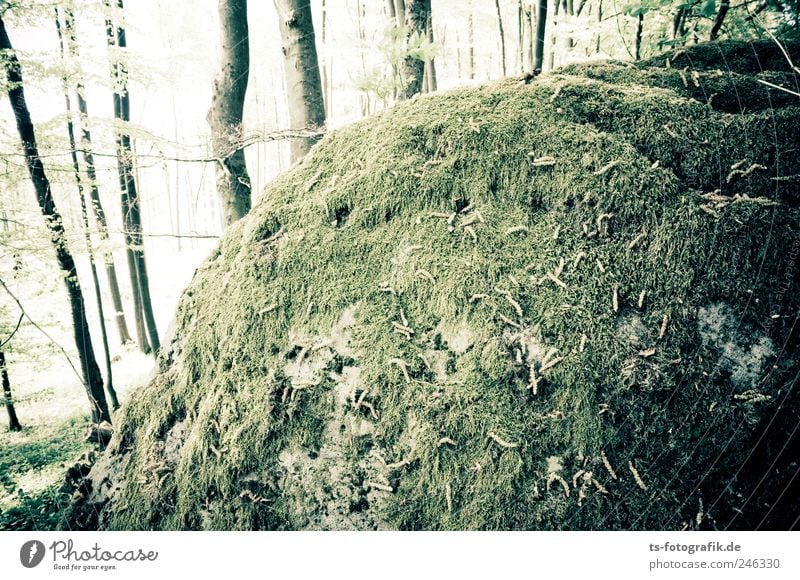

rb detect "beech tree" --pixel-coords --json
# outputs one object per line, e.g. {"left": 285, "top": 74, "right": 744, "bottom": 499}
{"left": 533, "top": 0, "right": 548, "bottom": 70}
{"left": 1, "top": 350, "right": 21, "bottom": 432}
{"left": 273, "top": 0, "right": 325, "bottom": 162}
{"left": 56, "top": 7, "right": 119, "bottom": 410}
{"left": 105, "top": 0, "right": 160, "bottom": 354}
{"left": 62, "top": 4, "right": 133, "bottom": 346}
{"left": 710, "top": 0, "right": 731, "bottom": 40}
{"left": 0, "top": 16, "right": 111, "bottom": 426}
{"left": 495, "top": 0, "right": 507, "bottom": 76}
{"left": 208, "top": 0, "right": 252, "bottom": 226}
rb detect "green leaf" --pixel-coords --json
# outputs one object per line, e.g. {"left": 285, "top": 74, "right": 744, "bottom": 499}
{"left": 701, "top": 0, "right": 716, "bottom": 17}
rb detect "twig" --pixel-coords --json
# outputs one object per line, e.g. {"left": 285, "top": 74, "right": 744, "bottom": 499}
{"left": 755, "top": 78, "right": 800, "bottom": 98}
{"left": 0, "top": 312, "right": 23, "bottom": 347}
{"left": 488, "top": 431, "right": 519, "bottom": 449}
{"left": 0, "top": 275, "right": 85, "bottom": 386}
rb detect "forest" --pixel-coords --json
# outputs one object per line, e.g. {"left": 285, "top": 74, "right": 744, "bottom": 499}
{"left": 0, "top": 0, "right": 799, "bottom": 531}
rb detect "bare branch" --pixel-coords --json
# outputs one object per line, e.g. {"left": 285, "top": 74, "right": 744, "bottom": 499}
{"left": 0, "top": 275, "right": 85, "bottom": 387}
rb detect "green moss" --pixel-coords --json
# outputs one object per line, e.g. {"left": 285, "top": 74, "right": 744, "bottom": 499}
{"left": 77, "top": 40, "right": 800, "bottom": 531}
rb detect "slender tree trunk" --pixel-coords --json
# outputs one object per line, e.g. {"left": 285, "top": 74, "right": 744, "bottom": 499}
{"left": 105, "top": 0, "right": 160, "bottom": 355}
{"left": 634, "top": 12, "right": 643, "bottom": 60}
{"left": 468, "top": 2, "right": 475, "bottom": 80}
{"left": 528, "top": 4, "right": 535, "bottom": 67}
{"left": 64, "top": 9, "right": 131, "bottom": 344}
{"left": 495, "top": 0, "right": 507, "bottom": 76}
{"left": 456, "top": 30, "right": 463, "bottom": 80}
{"left": 534, "top": 0, "right": 548, "bottom": 70}
{"left": 56, "top": 9, "right": 119, "bottom": 410}
{"left": 321, "top": 0, "right": 329, "bottom": 117}
{"left": 273, "top": 0, "right": 326, "bottom": 162}
{"left": 355, "top": 0, "right": 367, "bottom": 80}
{"left": 394, "top": 0, "right": 405, "bottom": 25}
{"left": 518, "top": 0, "right": 525, "bottom": 72}
{"left": 424, "top": 7, "right": 437, "bottom": 91}
{"left": 548, "top": 0, "right": 559, "bottom": 71}
{"left": 208, "top": 0, "right": 252, "bottom": 226}
{"left": 62, "top": 7, "right": 132, "bottom": 346}
{"left": 1, "top": 351, "right": 22, "bottom": 432}
{"left": 596, "top": 0, "right": 602, "bottom": 54}
{"left": 709, "top": 0, "right": 730, "bottom": 40}
{"left": 562, "top": 0, "right": 574, "bottom": 60}
{"left": 672, "top": 7, "right": 684, "bottom": 41}
{"left": 0, "top": 17, "right": 111, "bottom": 426}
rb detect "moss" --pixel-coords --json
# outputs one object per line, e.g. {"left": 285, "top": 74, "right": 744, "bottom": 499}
{"left": 73, "top": 40, "right": 800, "bottom": 531}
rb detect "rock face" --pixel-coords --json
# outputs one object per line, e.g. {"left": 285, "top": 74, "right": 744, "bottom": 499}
{"left": 71, "top": 41, "right": 800, "bottom": 530}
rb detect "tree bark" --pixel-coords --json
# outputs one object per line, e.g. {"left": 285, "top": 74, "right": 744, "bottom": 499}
{"left": 468, "top": 3, "right": 476, "bottom": 80}
{"left": 709, "top": 0, "right": 730, "bottom": 40}
{"left": 273, "top": 0, "right": 326, "bottom": 163}
{"left": 394, "top": 0, "right": 428, "bottom": 99}
{"left": 105, "top": 0, "right": 160, "bottom": 355}
{"left": 424, "top": 6, "right": 437, "bottom": 92}
{"left": 56, "top": 9, "right": 119, "bottom": 410}
{"left": 208, "top": 0, "right": 252, "bottom": 226}
{"left": 562, "top": 0, "right": 574, "bottom": 59}
{"left": 596, "top": 0, "right": 603, "bottom": 54}
{"left": 321, "top": 0, "right": 329, "bottom": 116}
{"left": 672, "top": 7, "right": 686, "bottom": 41}
{"left": 1, "top": 351, "right": 22, "bottom": 432}
{"left": 518, "top": 0, "right": 525, "bottom": 72}
{"left": 635, "top": 12, "right": 644, "bottom": 61}
{"left": 533, "top": 0, "right": 548, "bottom": 71}
{"left": 548, "top": 0, "right": 558, "bottom": 71}
{"left": 495, "top": 0, "right": 507, "bottom": 76}
{"left": 0, "top": 17, "right": 111, "bottom": 426}
{"left": 61, "top": 6, "right": 132, "bottom": 347}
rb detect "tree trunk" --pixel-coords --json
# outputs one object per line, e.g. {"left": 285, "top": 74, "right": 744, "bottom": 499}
{"left": 105, "top": 0, "right": 160, "bottom": 355}
{"left": 709, "top": 0, "right": 730, "bottom": 40}
{"left": 533, "top": 0, "right": 548, "bottom": 71}
{"left": 424, "top": 6, "right": 437, "bottom": 92}
{"left": 518, "top": 0, "right": 525, "bottom": 72}
{"left": 321, "top": 0, "right": 329, "bottom": 117}
{"left": 1, "top": 351, "right": 22, "bottom": 432}
{"left": 208, "top": 0, "right": 252, "bottom": 226}
{"left": 61, "top": 6, "right": 132, "bottom": 347}
{"left": 393, "top": 0, "right": 429, "bottom": 99}
{"left": 634, "top": 12, "right": 643, "bottom": 61}
{"left": 0, "top": 17, "right": 111, "bottom": 426}
{"left": 394, "top": 0, "right": 406, "bottom": 26}
{"left": 562, "top": 0, "right": 574, "bottom": 60}
{"left": 495, "top": 0, "right": 507, "bottom": 76}
{"left": 672, "top": 7, "right": 684, "bottom": 41}
{"left": 56, "top": 9, "right": 119, "bottom": 410}
{"left": 273, "top": 0, "right": 326, "bottom": 162}
{"left": 596, "top": 0, "right": 602, "bottom": 54}
{"left": 528, "top": 3, "right": 535, "bottom": 68}
{"left": 548, "top": 0, "right": 558, "bottom": 71}
{"left": 468, "top": 3, "right": 475, "bottom": 80}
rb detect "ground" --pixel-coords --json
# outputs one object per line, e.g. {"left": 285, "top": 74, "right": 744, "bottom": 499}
{"left": 52, "top": 40, "right": 800, "bottom": 530}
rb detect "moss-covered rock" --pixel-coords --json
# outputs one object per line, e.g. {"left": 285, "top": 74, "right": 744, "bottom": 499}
{"left": 71, "top": 40, "right": 800, "bottom": 531}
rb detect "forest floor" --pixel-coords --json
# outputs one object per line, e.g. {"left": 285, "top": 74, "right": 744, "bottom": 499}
{"left": 0, "top": 240, "right": 215, "bottom": 530}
